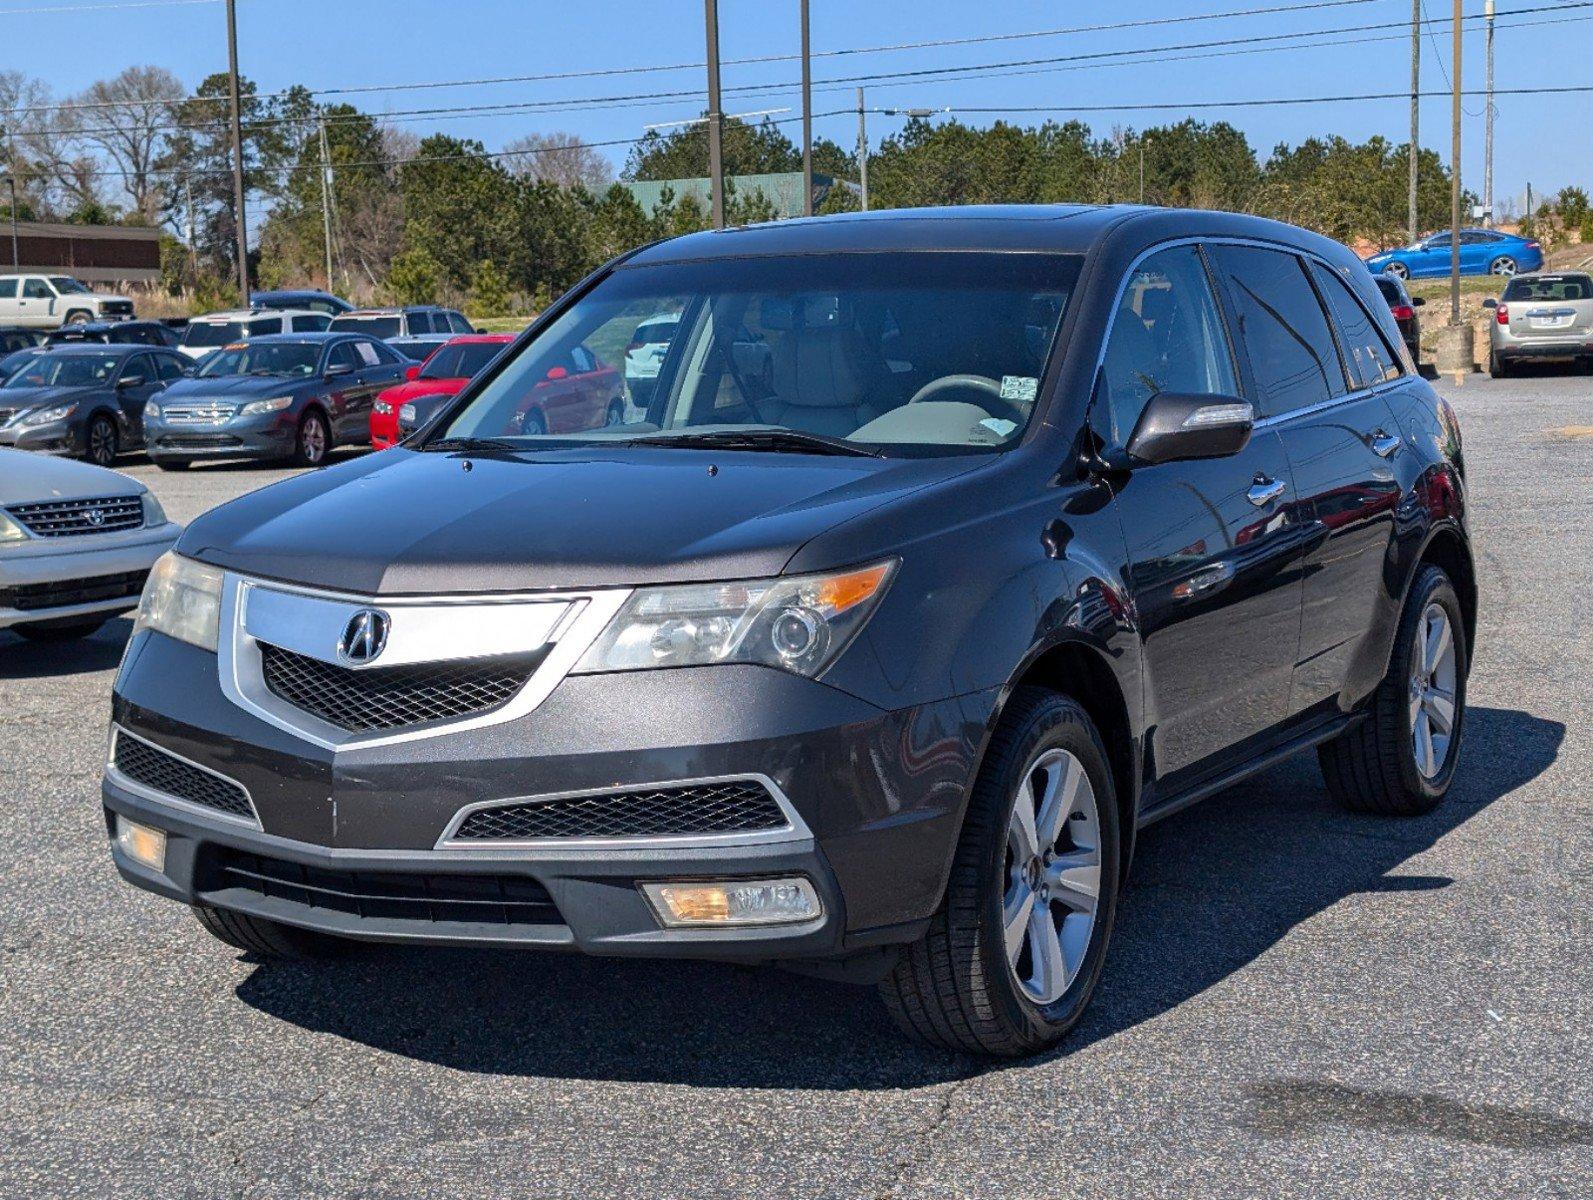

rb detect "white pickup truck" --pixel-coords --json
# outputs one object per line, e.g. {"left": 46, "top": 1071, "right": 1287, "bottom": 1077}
{"left": 0, "top": 274, "right": 136, "bottom": 328}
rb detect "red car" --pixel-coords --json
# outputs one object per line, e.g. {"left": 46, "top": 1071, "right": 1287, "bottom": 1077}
{"left": 511, "top": 342, "right": 625, "bottom": 435}
{"left": 369, "top": 334, "right": 514, "bottom": 449}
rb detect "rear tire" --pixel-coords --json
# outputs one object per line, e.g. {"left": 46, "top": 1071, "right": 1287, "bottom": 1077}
{"left": 1318, "top": 565, "right": 1467, "bottom": 816}
{"left": 14, "top": 618, "right": 106, "bottom": 641}
{"left": 1488, "top": 348, "right": 1509, "bottom": 379}
{"left": 290, "top": 409, "right": 329, "bottom": 467}
{"left": 64, "top": 309, "right": 93, "bottom": 325}
{"left": 878, "top": 687, "right": 1120, "bottom": 1057}
{"left": 191, "top": 905, "right": 350, "bottom": 959}
{"left": 1489, "top": 255, "right": 1518, "bottom": 277}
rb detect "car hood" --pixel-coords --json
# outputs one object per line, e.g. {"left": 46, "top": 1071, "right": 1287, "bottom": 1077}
{"left": 179, "top": 445, "right": 986, "bottom": 594}
{"left": 379, "top": 377, "right": 466, "bottom": 405}
{"left": 0, "top": 445, "right": 144, "bottom": 505}
{"left": 160, "top": 375, "right": 308, "bottom": 400}
{"left": 0, "top": 384, "right": 104, "bottom": 410}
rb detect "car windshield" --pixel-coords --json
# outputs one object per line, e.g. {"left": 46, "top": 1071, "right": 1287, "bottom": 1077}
{"left": 331, "top": 314, "right": 401, "bottom": 338}
{"left": 183, "top": 321, "right": 256, "bottom": 348}
{"left": 198, "top": 342, "right": 321, "bottom": 378}
{"left": 48, "top": 276, "right": 91, "bottom": 294}
{"left": 437, "top": 252, "right": 1080, "bottom": 455}
{"left": 2, "top": 352, "right": 119, "bottom": 389}
{"left": 1502, "top": 274, "right": 1592, "bottom": 302}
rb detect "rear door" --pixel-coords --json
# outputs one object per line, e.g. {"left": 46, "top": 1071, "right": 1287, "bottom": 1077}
{"left": 113, "top": 352, "right": 161, "bottom": 445}
{"left": 1099, "top": 243, "right": 1305, "bottom": 780}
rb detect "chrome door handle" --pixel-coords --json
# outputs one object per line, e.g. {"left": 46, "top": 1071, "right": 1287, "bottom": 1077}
{"left": 1369, "top": 429, "right": 1401, "bottom": 458}
{"left": 1247, "top": 475, "right": 1286, "bottom": 507}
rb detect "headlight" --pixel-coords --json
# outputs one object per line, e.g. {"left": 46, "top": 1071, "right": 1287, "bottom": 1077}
{"left": 239, "top": 396, "right": 293, "bottom": 416}
{"left": 132, "top": 552, "right": 223, "bottom": 652}
{"left": 144, "top": 401, "right": 161, "bottom": 421}
{"left": 398, "top": 403, "right": 417, "bottom": 423}
{"left": 20, "top": 403, "right": 76, "bottom": 426}
{"left": 373, "top": 400, "right": 392, "bottom": 415}
{"left": 0, "top": 510, "right": 28, "bottom": 545}
{"left": 574, "top": 560, "right": 896, "bottom": 678}
{"left": 140, "top": 493, "right": 167, "bottom": 528}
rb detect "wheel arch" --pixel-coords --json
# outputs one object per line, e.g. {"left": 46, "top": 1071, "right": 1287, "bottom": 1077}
{"left": 1412, "top": 523, "right": 1477, "bottom": 653}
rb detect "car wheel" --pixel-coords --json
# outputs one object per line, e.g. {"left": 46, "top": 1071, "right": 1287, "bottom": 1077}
{"left": 879, "top": 687, "right": 1120, "bottom": 1057}
{"left": 1384, "top": 262, "right": 1409, "bottom": 280}
{"left": 13, "top": 618, "right": 106, "bottom": 641}
{"left": 191, "top": 905, "right": 353, "bottom": 959}
{"left": 1489, "top": 255, "right": 1518, "bottom": 277}
{"left": 64, "top": 309, "right": 92, "bottom": 325}
{"left": 1319, "top": 564, "right": 1467, "bottom": 816}
{"left": 1488, "top": 347, "right": 1510, "bottom": 379}
{"left": 520, "top": 408, "right": 547, "bottom": 436}
{"left": 84, "top": 413, "right": 118, "bottom": 466}
{"left": 291, "top": 409, "right": 329, "bottom": 467}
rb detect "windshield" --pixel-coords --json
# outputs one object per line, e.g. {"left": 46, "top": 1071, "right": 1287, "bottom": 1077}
{"left": 198, "top": 342, "right": 321, "bottom": 378}
{"left": 437, "top": 252, "right": 1079, "bottom": 454}
{"left": 48, "top": 276, "right": 91, "bottom": 294}
{"left": 331, "top": 314, "right": 401, "bottom": 338}
{"left": 2, "top": 352, "right": 119, "bottom": 389}
{"left": 1502, "top": 274, "right": 1591, "bottom": 302}
{"left": 182, "top": 320, "right": 273, "bottom": 348}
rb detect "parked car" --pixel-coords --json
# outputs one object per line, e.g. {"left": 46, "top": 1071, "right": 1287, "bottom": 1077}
{"left": 1364, "top": 227, "right": 1542, "bottom": 280}
{"left": 103, "top": 206, "right": 1473, "bottom": 1058}
{"left": 0, "top": 273, "right": 135, "bottom": 327}
{"left": 510, "top": 342, "right": 623, "bottom": 434}
{"left": 0, "top": 344, "right": 187, "bottom": 465}
{"left": 46, "top": 320, "right": 182, "bottom": 349}
{"left": 144, "top": 332, "right": 409, "bottom": 469}
{"left": 623, "top": 313, "right": 680, "bottom": 409}
{"left": 250, "top": 290, "right": 353, "bottom": 317}
{"left": 386, "top": 334, "right": 453, "bottom": 362}
{"left": 1, "top": 326, "right": 48, "bottom": 355}
{"left": 178, "top": 308, "right": 332, "bottom": 359}
{"left": 329, "top": 306, "right": 473, "bottom": 340}
{"left": 370, "top": 334, "right": 513, "bottom": 449}
{"left": 1483, "top": 271, "right": 1593, "bottom": 377}
{"left": 1373, "top": 273, "right": 1424, "bottom": 362}
{"left": 1, "top": 448, "right": 181, "bottom": 642}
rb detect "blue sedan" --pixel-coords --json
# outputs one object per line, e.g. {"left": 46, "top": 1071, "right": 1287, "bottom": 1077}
{"left": 1365, "top": 227, "right": 1543, "bottom": 280}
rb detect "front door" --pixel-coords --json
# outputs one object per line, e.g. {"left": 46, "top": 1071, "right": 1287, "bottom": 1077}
{"left": 1098, "top": 243, "right": 1306, "bottom": 780}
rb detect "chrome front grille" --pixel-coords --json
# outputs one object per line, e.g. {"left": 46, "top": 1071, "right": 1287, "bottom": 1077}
{"left": 161, "top": 403, "right": 236, "bottom": 425}
{"left": 111, "top": 730, "right": 257, "bottom": 823}
{"left": 8, "top": 495, "right": 143, "bottom": 537}
{"left": 448, "top": 780, "right": 792, "bottom": 843}
{"left": 259, "top": 642, "right": 545, "bottom": 733}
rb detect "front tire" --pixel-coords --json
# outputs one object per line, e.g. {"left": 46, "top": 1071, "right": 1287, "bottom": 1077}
{"left": 1384, "top": 262, "right": 1410, "bottom": 280}
{"left": 290, "top": 409, "right": 329, "bottom": 467}
{"left": 64, "top": 309, "right": 93, "bottom": 325}
{"left": 191, "top": 905, "right": 351, "bottom": 959}
{"left": 879, "top": 687, "right": 1120, "bottom": 1057}
{"left": 1319, "top": 564, "right": 1467, "bottom": 815}
{"left": 84, "top": 413, "right": 118, "bottom": 466}
{"left": 13, "top": 618, "right": 106, "bottom": 641}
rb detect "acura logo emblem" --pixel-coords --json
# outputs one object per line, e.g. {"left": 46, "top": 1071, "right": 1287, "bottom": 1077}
{"left": 338, "top": 609, "right": 390, "bottom": 665}
{"left": 84, "top": 507, "right": 105, "bottom": 527}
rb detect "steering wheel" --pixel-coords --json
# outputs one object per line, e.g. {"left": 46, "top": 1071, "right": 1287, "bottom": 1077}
{"left": 906, "top": 373, "right": 1025, "bottom": 422}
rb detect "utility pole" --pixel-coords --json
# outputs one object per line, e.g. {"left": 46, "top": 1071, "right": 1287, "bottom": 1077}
{"left": 1483, "top": 0, "right": 1495, "bottom": 228}
{"left": 183, "top": 175, "right": 198, "bottom": 286}
{"left": 704, "top": 0, "right": 725, "bottom": 229}
{"left": 1409, "top": 0, "right": 1421, "bottom": 244}
{"left": 1448, "top": 0, "right": 1462, "bottom": 326}
{"left": 318, "top": 118, "right": 335, "bottom": 290}
{"left": 225, "top": 0, "right": 250, "bottom": 299}
{"left": 5, "top": 109, "right": 19, "bottom": 270}
{"left": 800, "top": 0, "right": 813, "bottom": 217}
{"left": 857, "top": 88, "right": 869, "bottom": 212}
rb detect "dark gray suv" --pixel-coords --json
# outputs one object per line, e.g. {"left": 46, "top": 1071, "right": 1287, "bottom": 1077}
{"left": 104, "top": 206, "right": 1474, "bottom": 1056}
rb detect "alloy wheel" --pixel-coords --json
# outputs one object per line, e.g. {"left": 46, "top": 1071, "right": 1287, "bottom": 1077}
{"left": 300, "top": 415, "right": 327, "bottom": 464}
{"left": 1490, "top": 256, "right": 1518, "bottom": 276}
{"left": 1003, "top": 747, "right": 1102, "bottom": 1006}
{"left": 1385, "top": 262, "right": 1409, "bottom": 280}
{"left": 1409, "top": 603, "right": 1458, "bottom": 779}
{"left": 87, "top": 417, "right": 117, "bottom": 466}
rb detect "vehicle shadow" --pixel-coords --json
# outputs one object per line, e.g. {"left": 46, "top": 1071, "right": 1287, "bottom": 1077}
{"left": 234, "top": 706, "right": 1561, "bottom": 1090}
{"left": 0, "top": 615, "right": 131, "bottom": 676}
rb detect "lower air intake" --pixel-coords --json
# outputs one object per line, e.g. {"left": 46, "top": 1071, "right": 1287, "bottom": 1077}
{"left": 450, "top": 779, "right": 791, "bottom": 842}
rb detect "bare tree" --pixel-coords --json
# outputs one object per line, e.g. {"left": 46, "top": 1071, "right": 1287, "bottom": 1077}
{"left": 0, "top": 71, "right": 53, "bottom": 218}
{"left": 503, "top": 131, "right": 613, "bottom": 192}
{"left": 71, "top": 66, "right": 184, "bottom": 224}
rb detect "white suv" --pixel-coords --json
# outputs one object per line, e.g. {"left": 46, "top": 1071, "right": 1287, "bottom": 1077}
{"left": 0, "top": 274, "right": 135, "bottom": 328}
{"left": 177, "top": 308, "right": 331, "bottom": 359}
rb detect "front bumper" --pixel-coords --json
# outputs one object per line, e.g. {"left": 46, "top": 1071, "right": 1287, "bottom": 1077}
{"left": 0, "top": 417, "right": 79, "bottom": 454}
{"left": 107, "top": 630, "right": 995, "bottom": 960}
{"left": 147, "top": 416, "right": 296, "bottom": 461}
{"left": 0, "top": 522, "right": 179, "bottom": 629}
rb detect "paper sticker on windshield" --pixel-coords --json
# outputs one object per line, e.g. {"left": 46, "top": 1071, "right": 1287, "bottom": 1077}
{"left": 225, "top": 343, "right": 247, "bottom": 351}
{"left": 979, "top": 417, "right": 1018, "bottom": 438}
{"left": 1000, "top": 375, "right": 1038, "bottom": 403}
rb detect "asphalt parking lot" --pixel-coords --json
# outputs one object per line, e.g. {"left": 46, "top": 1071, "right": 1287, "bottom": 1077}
{"left": 2, "top": 374, "right": 1588, "bottom": 1199}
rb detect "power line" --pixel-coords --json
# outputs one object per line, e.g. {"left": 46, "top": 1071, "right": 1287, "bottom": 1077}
{"left": 0, "top": 0, "right": 213, "bottom": 13}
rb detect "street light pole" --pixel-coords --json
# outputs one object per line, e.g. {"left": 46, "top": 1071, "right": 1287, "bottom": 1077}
{"left": 318, "top": 118, "right": 335, "bottom": 291}
{"left": 800, "top": 0, "right": 812, "bottom": 217}
{"left": 1409, "top": 0, "right": 1421, "bottom": 244}
{"left": 1483, "top": 0, "right": 1495, "bottom": 228}
{"left": 704, "top": 0, "right": 725, "bottom": 229}
{"left": 1448, "top": 0, "right": 1462, "bottom": 327}
{"left": 225, "top": 0, "right": 250, "bottom": 299}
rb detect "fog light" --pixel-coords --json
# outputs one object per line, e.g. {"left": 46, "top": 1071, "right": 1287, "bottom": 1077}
{"left": 640, "top": 877, "right": 821, "bottom": 928}
{"left": 115, "top": 815, "right": 167, "bottom": 872}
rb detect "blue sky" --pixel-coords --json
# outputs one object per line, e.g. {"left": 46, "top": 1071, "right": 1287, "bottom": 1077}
{"left": 12, "top": 0, "right": 1589, "bottom": 218}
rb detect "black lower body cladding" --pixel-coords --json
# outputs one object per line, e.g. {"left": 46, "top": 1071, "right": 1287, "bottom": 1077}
{"left": 107, "top": 629, "right": 998, "bottom": 961}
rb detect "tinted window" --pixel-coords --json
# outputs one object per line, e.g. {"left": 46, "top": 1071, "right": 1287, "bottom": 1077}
{"left": 1502, "top": 273, "right": 1592, "bottom": 302}
{"left": 448, "top": 312, "right": 473, "bottom": 333}
{"left": 326, "top": 342, "right": 361, "bottom": 373}
{"left": 408, "top": 312, "right": 433, "bottom": 334}
{"left": 1374, "top": 276, "right": 1402, "bottom": 305}
{"left": 182, "top": 321, "right": 249, "bottom": 348}
{"left": 330, "top": 314, "right": 402, "bottom": 338}
{"left": 23, "top": 279, "right": 52, "bottom": 299}
{"left": 1099, "top": 245, "right": 1238, "bottom": 445}
{"left": 0, "top": 279, "right": 15, "bottom": 298}
{"left": 1311, "top": 264, "right": 1401, "bottom": 388}
{"left": 1425, "top": 233, "right": 1451, "bottom": 248}
{"left": 119, "top": 354, "right": 153, "bottom": 384}
{"left": 1212, "top": 244, "right": 1343, "bottom": 417}
{"left": 154, "top": 354, "right": 186, "bottom": 381}
{"left": 455, "top": 343, "right": 505, "bottom": 376}
{"left": 291, "top": 314, "right": 329, "bottom": 332}
{"left": 419, "top": 347, "right": 460, "bottom": 379}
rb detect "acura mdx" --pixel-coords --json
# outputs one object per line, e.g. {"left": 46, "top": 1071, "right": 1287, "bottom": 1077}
{"left": 104, "top": 206, "right": 1474, "bottom": 1056}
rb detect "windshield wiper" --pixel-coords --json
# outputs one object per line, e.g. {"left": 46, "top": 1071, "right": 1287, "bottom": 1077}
{"left": 627, "top": 429, "right": 884, "bottom": 458}
{"left": 421, "top": 435, "right": 523, "bottom": 454}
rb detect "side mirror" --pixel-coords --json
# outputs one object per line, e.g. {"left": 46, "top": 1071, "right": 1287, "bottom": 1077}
{"left": 117, "top": 373, "right": 145, "bottom": 388}
{"left": 325, "top": 361, "right": 353, "bottom": 377}
{"left": 546, "top": 366, "right": 568, "bottom": 381}
{"left": 405, "top": 365, "right": 421, "bottom": 381}
{"left": 1481, "top": 297, "right": 1497, "bottom": 309}
{"left": 1126, "top": 392, "right": 1253, "bottom": 466}
{"left": 1410, "top": 295, "right": 1426, "bottom": 307}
